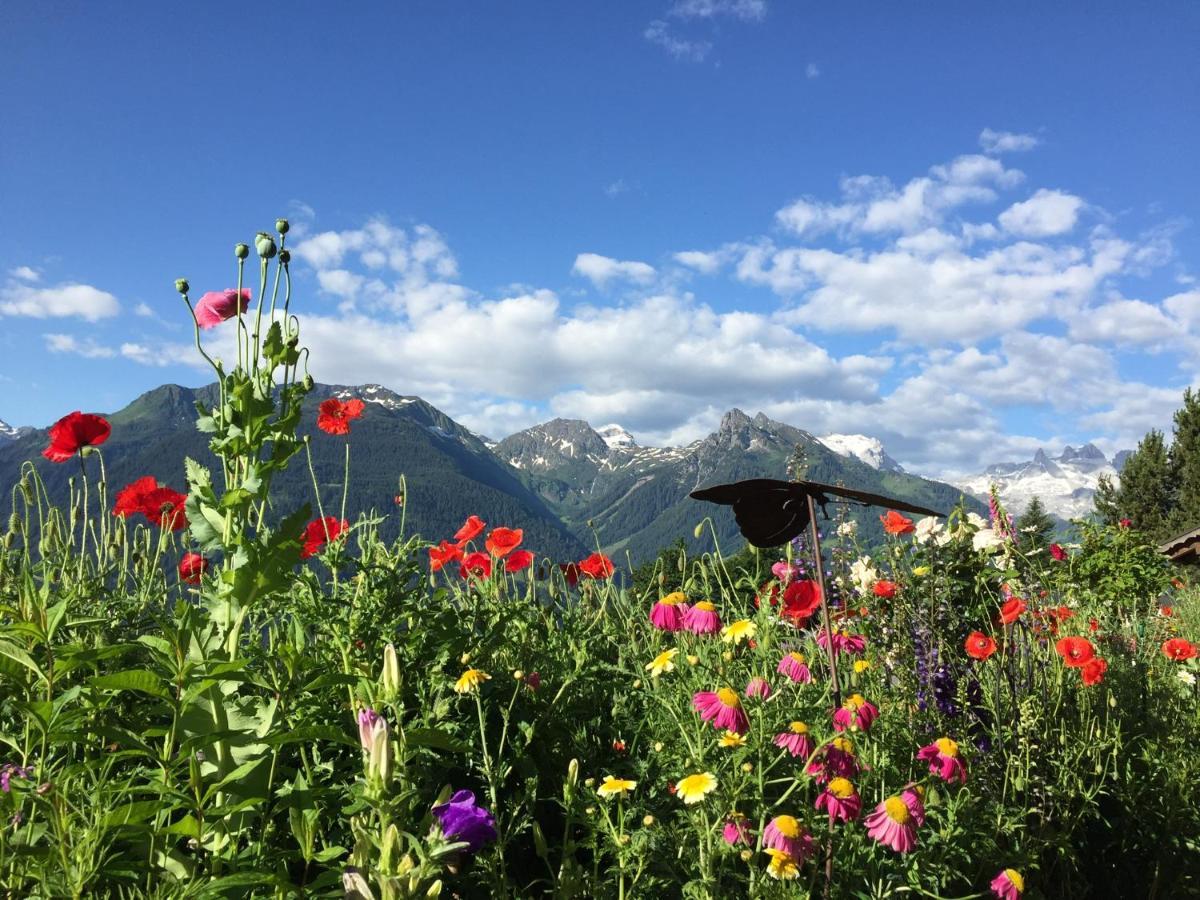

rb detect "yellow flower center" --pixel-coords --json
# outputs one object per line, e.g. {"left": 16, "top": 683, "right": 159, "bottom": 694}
{"left": 772, "top": 815, "right": 801, "bottom": 838}
{"left": 842, "top": 693, "right": 866, "bottom": 711}
{"left": 1005, "top": 869, "right": 1025, "bottom": 891}
{"left": 788, "top": 652, "right": 806, "bottom": 664}
{"left": 884, "top": 796, "right": 911, "bottom": 824}
{"left": 694, "top": 600, "right": 716, "bottom": 612}
{"left": 716, "top": 687, "right": 741, "bottom": 708}
{"left": 827, "top": 777, "right": 855, "bottom": 799}
{"left": 935, "top": 737, "right": 959, "bottom": 757}
{"left": 831, "top": 737, "right": 854, "bottom": 755}
{"left": 789, "top": 721, "right": 809, "bottom": 734}
{"left": 660, "top": 592, "right": 686, "bottom": 606}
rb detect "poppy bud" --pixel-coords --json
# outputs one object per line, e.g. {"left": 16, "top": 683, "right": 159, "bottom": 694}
{"left": 276, "top": 218, "right": 290, "bottom": 234}
{"left": 255, "top": 232, "right": 277, "bottom": 259}
{"left": 175, "top": 278, "right": 189, "bottom": 295}
{"left": 303, "top": 374, "right": 314, "bottom": 390}
{"left": 234, "top": 243, "right": 250, "bottom": 259}
{"left": 7, "top": 512, "right": 19, "bottom": 534}
{"left": 694, "top": 522, "right": 704, "bottom": 539}
{"left": 279, "top": 248, "right": 291, "bottom": 264}
{"left": 2, "top": 532, "right": 13, "bottom": 550}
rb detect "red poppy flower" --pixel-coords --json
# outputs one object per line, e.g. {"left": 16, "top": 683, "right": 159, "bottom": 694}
{"left": 113, "top": 476, "right": 159, "bottom": 518}
{"left": 300, "top": 516, "right": 348, "bottom": 559}
{"left": 612, "top": 739, "right": 626, "bottom": 753}
{"left": 559, "top": 562, "right": 581, "bottom": 587}
{"left": 42, "top": 411, "right": 111, "bottom": 463}
{"left": 965, "top": 631, "right": 997, "bottom": 661}
{"left": 880, "top": 510, "right": 915, "bottom": 535}
{"left": 460, "top": 551, "right": 492, "bottom": 579}
{"left": 317, "top": 397, "right": 365, "bottom": 435}
{"left": 1049, "top": 543, "right": 1067, "bottom": 561}
{"left": 578, "top": 552, "right": 614, "bottom": 580}
{"left": 194, "top": 288, "right": 250, "bottom": 329}
{"left": 755, "top": 581, "right": 780, "bottom": 609}
{"left": 1081, "top": 657, "right": 1108, "bottom": 686}
{"left": 872, "top": 580, "right": 897, "bottom": 600}
{"left": 999, "top": 597, "right": 1026, "bottom": 625}
{"left": 1162, "top": 638, "right": 1198, "bottom": 662}
{"left": 485, "top": 527, "right": 523, "bottom": 558}
{"left": 179, "top": 552, "right": 209, "bottom": 584}
{"left": 113, "top": 477, "right": 187, "bottom": 530}
{"left": 1161, "top": 605, "right": 1174, "bottom": 618}
{"left": 781, "top": 579, "right": 822, "bottom": 624}
{"left": 504, "top": 549, "right": 535, "bottom": 572}
{"left": 429, "top": 540, "right": 464, "bottom": 572}
{"left": 454, "top": 515, "right": 486, "bottom": 542}
{"left": 1118, "top": 518, "right": 1132, "bottom": 529}
{"left": 1088, "top": 617, "right": 1100, "bottom": 632}
{"left": 1055, "top": 636, "right": 1096, "bottom": 668}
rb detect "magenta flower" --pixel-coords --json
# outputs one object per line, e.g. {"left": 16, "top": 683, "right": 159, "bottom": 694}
{"left": 693, "top": 688, "right": 750, "bottom": 734}
{"left": 745, "top": 676, "right": 772, "bottom": 700}
{"left": 1049, "top": 543, "right": 1067, "bottom": 561}
{"left": 357, "top": 708, "right": 383, "bottom": 753}
{"left": 916, "top": 737, "right": 968, "bottom": 785}
{"left": 194, "top": 288, "right": 251, "bottom": 329}
{"left": 806, "top": 737, "right": 859, "bottom": 783}
{"left": 816, "top": 628, "right": 867, "bottom": 656}
{"left": 831, "top": 694, "right": 879, "bottom": 733}
{"left": 762, "top": 815, "right": 815, "bottom": 863}
{"left": 864, "top": 793, "right": 920, "bottom": 853}
{"left": 777, "top": 651, "right": 813, "bottom": 683}
{"left": 721, "top": 815, "right": 754, "bottom": 846}
{"left": 683, "top": 600, "right": 722, "bottom": 634}
{"left": 990, "top": 868, "right": 1025, "bottom": 899}
{"left": 650, "top": 592, "right": 690, "bottom": 631}
{"left": 774, "top": 721, "right": 814, "bottom": 759}
{"left": 771, "top": 560, "right": 800, "bottom": 583}
{"left": 814, "top": 777, "right": 861, "bottom": 823}
{"left": 901, "top": 786, "right": 926, "bottom": 826}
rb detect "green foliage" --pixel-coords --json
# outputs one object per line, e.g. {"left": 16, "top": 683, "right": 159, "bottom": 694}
{"left": 1015, "top": 495, "right": 1056, "bottom": 553}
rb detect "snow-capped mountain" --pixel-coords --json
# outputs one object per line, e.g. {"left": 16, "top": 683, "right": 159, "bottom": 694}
{"left": 597, "top": 424, "right": 637, "bottom": 449}
{"left": 0, "top": 418, "right": 28, "bottom": 443}
{"left": 953, "top": 444, "right": 1128, "bottom": 521}
{"left": 818, "top": 433, "right": 905, "bottom": 473}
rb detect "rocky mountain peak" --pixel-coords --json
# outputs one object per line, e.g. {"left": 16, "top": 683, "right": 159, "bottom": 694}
{"left": 719, "top": 408, "right": 753, "bottom": 432}
{"left": 0, "top": 418, "right": 23, "bottom": 442}
{"left": 818, "top": 433, "right": 906, "bottom": 473}
{"left": 597, "top": 424, "right": 637, "bottom": 450}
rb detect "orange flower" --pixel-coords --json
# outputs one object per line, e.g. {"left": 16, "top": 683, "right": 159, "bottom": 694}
{"left": 1081, "top": 657, "right": 1108, "bottom": 686}
{"left": 998, "top": 597, "right": 1026, "bottom": 625}
{"left": 965, "top": 631, "right": 997, "bottom": 661}
{"left": 880, "top": 511, "right": 915, "bottom": 535}
{"left": 1162, "top": 638, "right": 1198, "bottom": 662}
{"left": 1055, "top": 636, "right": 1095, "bottom": 668}
{"left": 872, "top": 580, "right": 898, "bottom": 600}
{"left": 485, "top": 527, "right": 523, "bottom": 558}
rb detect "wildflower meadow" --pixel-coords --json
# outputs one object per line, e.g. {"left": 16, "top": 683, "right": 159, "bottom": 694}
{"left": 1, "top": 223, "right": 1198, "bottom": 899}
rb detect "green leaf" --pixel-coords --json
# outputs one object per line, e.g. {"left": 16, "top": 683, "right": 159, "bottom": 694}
{"left": 261, "top": 724, "right": 357, "bottom": 748}
{"left": 0, "top": 640, "right": 45, "bottom": 683}
{"left": 403, "top": 727, "right": 468, "bottom": 753}
{"left": 90, "top": 669, "right": 170, "bottom": 699}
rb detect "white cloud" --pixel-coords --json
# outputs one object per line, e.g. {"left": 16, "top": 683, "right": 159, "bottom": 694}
{"left": 673, "top": 250, "right": 725, "bottom": 274}
{"left": 134, "top": 302, "right": 154, "bottom": 317}
{"left": 605, "top": 179, "right": 631, "bottom": 197}
{"left": 43, "top": 333, "right": 116, "bottom": 359}
{"left": 979, "top": 128, "right": 1040, "bottom": 154}
{"left": 644, "top": 20, "right": 712, "bottom": 61}
{"left": 9, "top": 266, "right": 39, "bottom": 282}
{"left": 1163, "top": 290, "right": 1200, "bottom": 329}
{"left": 998, "top": 189, "right": 1084, "bottom": 237}
{"left": 572, "top": 253, "right": 657, "bottom": 287}
{"left": 805, "top": 62, "right": 820, "bottom": 79}
{"left": 1, "top": 282, "right": 120, "bottom": 321}
{"left": 669, "top": 0, "right": 767, "bottom": 20}
{"left": 119, "top": 342, "right": 187, "bottom": 367}
{"left": 1068, "top": 298, "right": 1186, "bottom": 348}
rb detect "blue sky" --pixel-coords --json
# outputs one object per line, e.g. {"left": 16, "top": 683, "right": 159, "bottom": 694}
{"left": 1, "top": 1, "right": 1197, "bottom": 474}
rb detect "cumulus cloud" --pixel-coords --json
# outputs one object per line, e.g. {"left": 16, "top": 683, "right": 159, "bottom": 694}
{"left": 979, "top": 128, "right": 1040, "bottom": 154}
{"left": 43, "top": 333, "right": 115, "bottom": 358}
{"left": 9, "top": 266, "right": 39, "bottom": 282}
{"left": 645, "top": 0, "right": 765, "bottom": 61}
{"left": 668, "top": 0, "right": 766, "bottom": 20}
{"left": 673, "top": 250, "right": 725, "bottom": 274}
{"left": 1, "top": 281, "right": 120, "bottom": 321}
{"left": 998, "top": 189, "right": 1084, "bottom": 237}
{"left": 644, "top": 20, "right": 712, "bottom": 61}
{"left": 572, "top": 253, "right": 657, "bottom": 287}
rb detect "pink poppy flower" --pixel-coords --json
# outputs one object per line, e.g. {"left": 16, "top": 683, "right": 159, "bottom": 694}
{"left": 683, "top": 600, "right": 722, "bottom": 634}
{"left": 806, "top": 737, "right": 859, "bottom": 783}
{"left": 721, "top": 814, "right": 754, "bottom": 846}
{"left": 771, "top": 560, "right": 800, "bottom": 583}
{"left": 745, "top": 676, "right": 772, "bottom": 700}
{"left": 692, "top": 688, "right": 750, "bottom": 734}
{"left": 650, "top": 592, "right": 690, "bottom": 631}
{"left": 194, "top": 288, "right": 251, "bottom": 329}
{"left": 816, "top": 628, "right": 867, "bottom": 656}
{"left": 777, "top": 651, "right": 813, "bottom": 683}
{"left": 774, "top": 721, "right": 814, "bottom": 759}
{"left": 990, "top": 868, "right": 1025, "bottom": 899}
{"left": 832, "top": 694, "right": 879, "bottom": 733}
{"left": 864, "top": 791, "right": 921, "bottom": 853}
{"left": 762, "top": 815, "right": 815, "bottom": 864}
{"left": 916, "top": 737, "right": 968, "bottom": 784}
{"left": 814, "top": 777, "right": 861, "bottom": 823}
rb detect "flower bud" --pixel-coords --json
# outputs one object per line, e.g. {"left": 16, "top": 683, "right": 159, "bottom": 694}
{"left": 687, "top": 655, "right": 699, "bottom": 666}
{"left": 7, "top": 513, "right": 20, "bottom": 534}
{"left": 513, "top": 669, "right": 524, "bottom": 681}
{"left": 302, "top": 374, "right": 314, "bottom": 391}
{"left": 532, "top": 821, "right": 549, "bottom": 859}
{"left": 175, "top": 278, "right": 190, "bottom": 294}
{"left": 370, "top": 724, "right": 392, "bottom": 786}
{"left": 618, "top": 834, "right": 631, "bottom": 845}
{"left": 342, "top": 870, "right": 373, "bottom": 900}
{"left": 739, "top": 849, "right": 753, "bottom": 862}
{"left": 235, "top": 243, "right": 250, "bottom": 259}
{"left": 279, "top": 248, "right": 291, "bottom": 264}
{"left": 380, "top": 643, "right": 400, "bottom": 702}
{"left": 255, "top": 232, "right": 277, "bottom": 259}
{"left": 380, "top": 823, "right": 400, "bottom": 873}
{"left": 460, "top": 652, "right": 471, "bottom": 665}
{"left": 653, "top": 741, "right": 663, "bottom": 752}
{"left": 567, "top": 758, "right": 579, "bottom": 788}
{"left": 584, "top": 777, "right": 595, "bottom": 788}
{"left": 584, "top": 806, "right": 595, "bottom": 816}
{"left": 425, "top": 880, "right": 443, "bottom": 898}
{"left": 642, "top": 815, "right": 655, "bottom": 827}
{"left": 740, "top": 762, "right": 753, "bottom": 773}
{"left": 632, "top": 679, "right": 642, "bottom": 689}
{"left": 276, "top": 218, "right": 290, "bottom": 234}
{"left": 694, "top": 522, "right": 705, "bottom": 539}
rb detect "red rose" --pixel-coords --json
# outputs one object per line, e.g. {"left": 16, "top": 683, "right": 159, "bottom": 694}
{"left": 42, "top": 411, "right": 111, "bottom": 463}
{"left": 317, "top": 397, "right": 365, "bottom": 435}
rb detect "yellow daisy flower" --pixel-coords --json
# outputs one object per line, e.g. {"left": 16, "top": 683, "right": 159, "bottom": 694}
{"left": 454, "top": 668, "right": 491, "bottom": 694}
{"left": 765, "top": 848, "right": 800, "bottom": 880}
{"left": 596, "top": 775, "right": 637, "bottom": 798}
{"left": 645, "top": 648, "right": 678, "bottom": 677}
{"left": 718, "top": 730, "right": 747, "bottom": 748}
{"left": 675, "top": 772, "right": 718, "bottom": 804}
{"left": 721, "top": 619, "right": 757, "bottom": 644}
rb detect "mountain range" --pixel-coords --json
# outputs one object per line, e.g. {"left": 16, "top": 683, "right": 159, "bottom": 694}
{"left": 0, "top": 383, "right": 984, "bottom": 565}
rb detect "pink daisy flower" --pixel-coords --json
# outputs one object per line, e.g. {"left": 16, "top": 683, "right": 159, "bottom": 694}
{"left": 693, "top": 687, "right": 750, "bottom": 734}
{"left": 814, "top": 777, "right": 861, "bottom": 823}
{"left": 745, "top": 676, "right": 772, "bottom": 700}
{"left": 816, "top": 628, "right": 867, "bottom": 656}
{"left": 762, "top": 815, "right": 815, "bottom": 864}
{"left": 721, "top": 814, "right": 754, "bottom": 846}
{"left": 683, "top": 600, "right": 722, "bottom": 635}
{"left": 864, "top": 795, "right": 919, "bottom": 853}
{"left": 832, "top": 693, "right": 879, "bottom": 733}
{"left": 776, "top": 651, "right": 813, "bottom": 683}
{"left": 916, "top": 737, "right": 968, "bottom": 785}
{"left": 806, "top": 737, "right": 860, "bottom": 783}
{"left": 990, "top": 868, "right": 1025, "bottom": 899}
{"left": 901, "top": 786, "right": 926, "bottom": 826}
{"left": 774, "top": 721, "right": 814, "bottom": 759}
{"left": 650, "top": 592, "right": 690, "bottom": 631}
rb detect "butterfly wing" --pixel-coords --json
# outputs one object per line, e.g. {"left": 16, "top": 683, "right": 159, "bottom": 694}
{"left": 690, "top": 479, "right": 813, "bottom": 548}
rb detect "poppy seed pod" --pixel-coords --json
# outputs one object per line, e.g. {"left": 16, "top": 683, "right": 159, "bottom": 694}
{"left": 275, "top": 218, "right": 290, "bottom": 234}
{"left": 175, "top": 278, "right": 189, "bottom": 295}
{"left": 234, "top": 243, "right": 250, "bottom": 259}
{"left": 255, "top": 232, "right": 277, "bottom": 259}
{"left": 279, "top": 248, "right": 291, "bottom": 264}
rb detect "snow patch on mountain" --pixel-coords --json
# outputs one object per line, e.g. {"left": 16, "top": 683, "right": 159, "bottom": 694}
{"left": 818, "top": 434, "right": 905, "bottom": 473}
{"left": 953, "top": 444, "right": 1126, "bottom": 521}
{"left": 0, "top": 418, "right": 25, "bottom": 442}
{"left": 597, "top": 424, "right": 637, "bottom": 449}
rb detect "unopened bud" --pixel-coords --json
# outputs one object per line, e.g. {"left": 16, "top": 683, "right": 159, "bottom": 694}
{"left": 739, "top": 849, "right": 753, "bottom": 862}
{"left": 584, "top": 806, "right": 595, "bottom": 816}
{"left": 513, "top": 669, "right": 524, "bottom": 681}
{"left": 425, "top": 880, "right": 442, "bottom": 898}
{"left": 532, "top": 821, "right": 549, "bottom": 859}
{"left": 584, "top": 777, "right": 595, "bottom": 788}
{"left": 279, "top": 248, "right": 291, "bottom": 264}
{"left": 380, "top": 823, "right": 399, "bottom": 873}
{"left": 694, "top": 522, "right": 704, "bottom": 539}
{"left": 653, "top": 741, "right": 663, "bottom": 752}
{"left": 276, "top": 218, "right": 290, "bottom": 234}
{"left": 460, "top": 652, "right": 471, "bottom": 665}
{"left": 632, "top": 679, "right": 642, "bottom": 689}
{"left": 741, "top": 762, "right": 753, "bottom": 773}
{"left": 175, "top": 278, "right": 189, "bottom": 294}
{"left": 255, "top": 232, "right": 277, "bottom": 259}
{"left": 567, "top": 758, "right": 579, "bottom": 788}
{"left": 234, "top": 242, "right": 250, "bottom": 259}
{"left": 302, "top": 374, "right": 314, "bottom": 390}
{"left": 380, "top": 643, "right": 400, "bottom": 702}
{"left": 7, "top": 513, "right": 20, "bottom": 534}
{"left": 642, "top": 815, "right": 655, "bottom": 827}
{"left": 618, "top": 834, "right": 631, "bottom": 845}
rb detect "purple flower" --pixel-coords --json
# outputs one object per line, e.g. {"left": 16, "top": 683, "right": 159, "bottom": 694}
{"left": 1, "top": 763, "right": 32, "bottom": 793}
{"left": 433, "top": 790, "right": 497, "bottom": 853}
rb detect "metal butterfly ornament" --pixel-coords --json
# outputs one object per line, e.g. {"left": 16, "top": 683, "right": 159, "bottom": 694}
{"left": 689, "top": 478, "right": 946, "bottom": 548}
